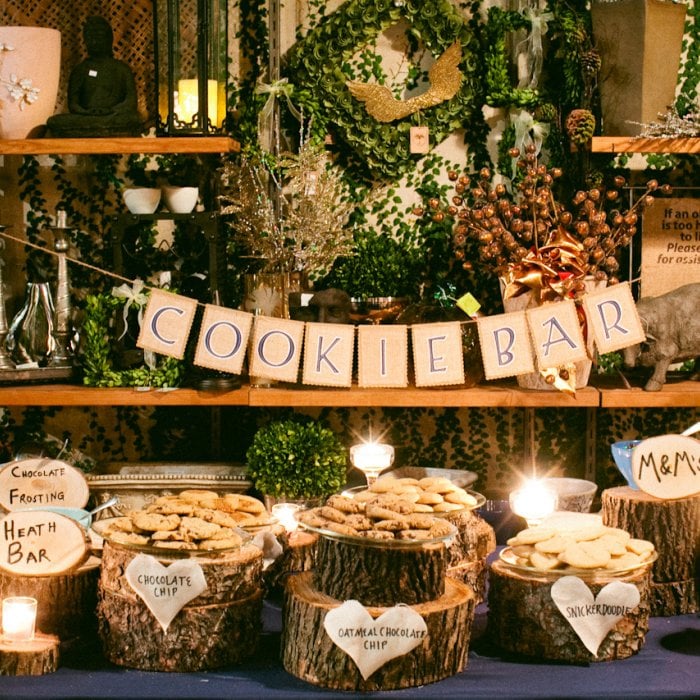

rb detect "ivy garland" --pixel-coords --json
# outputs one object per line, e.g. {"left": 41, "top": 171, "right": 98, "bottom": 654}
{"left": 284, "top": 0, "right": 486, "bottom": 181}
{"left": 81, "top": 293, "right": 184, "bottom": 388}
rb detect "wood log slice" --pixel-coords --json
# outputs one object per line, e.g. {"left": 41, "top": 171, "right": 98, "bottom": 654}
{"left": 601, "top": 486, "right": 700, "bottom": 583}
{"left": 487, "top": 558, "right": 652, "bottom": 663}
{"left": 313, "top": 536, "right": 446, "bottom": 606}
{"left": 99, "top": 541, "right": 263, "bottom": 603}
{"left": 98, "top": 586, "right": 263, "bottom": 672}
{"left": 444, "top": 511, "right": 497, "bottom": 566}
{"left": 263, "top": 530, "right": 318, "bottom": 597}
{"left": 283, "top": 572, "right": 475, "bottom": 691}
{"left": 0, "top": 633, "right": 59, "bottom": 675}
{"left": 447, "top": 557, "right": 487, "bottom": 603}
{"left": 651, "top": 577, "right": 698, "bottom": 616}
{"left": 0, "top": 556, "right": 100, "bottom": 650}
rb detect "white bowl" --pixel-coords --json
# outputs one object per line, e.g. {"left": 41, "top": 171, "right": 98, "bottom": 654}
{"left": 542, "top": 477, "right": 597, "bottom": 513}
{"left": 123, "top": 187, "right": 161, "bottom": 214}
{"left": 162, "top": 186, "right": 199, "bottom": 214}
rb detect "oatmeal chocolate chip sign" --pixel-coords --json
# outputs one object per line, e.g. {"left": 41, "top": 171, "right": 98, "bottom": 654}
{"left": 284, "top": 0, "right": 483, "bottom": 180}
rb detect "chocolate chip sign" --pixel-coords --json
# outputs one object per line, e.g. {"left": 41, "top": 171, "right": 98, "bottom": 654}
{"left": 0, "top": 457, "right": 90, "bottom": 512}
{"left": 125, "top": 554, "right": 208, "bottom": 633}
{"left": 0, "top": 509, "right": 89, "bottom": 575}
{"left": 631, "top": 435, "right": 700, "bottom": 499}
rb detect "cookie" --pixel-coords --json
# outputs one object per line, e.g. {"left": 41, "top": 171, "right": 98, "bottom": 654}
{"left": 317, "top": 506, "right": 347, "bottom": 524}
{"left": 360, "top": 529, "right": 395, "bottom": 540}
{"left": 559, "top": 541, "right": 611, "bottom": 569}
{"left": 326, "top": 495, "right": 362, "bottom": 514}
{"left": 531, "top": 551, "right": 562, "bottom": 571}
{"left": 534, "top": 535, "right": 575, "bottom": 554}
{"left": 179, "top": 516, "right": 222, "bottom": 541}
{"left": 131, "top": 511, "right": 181, "bottom": 533}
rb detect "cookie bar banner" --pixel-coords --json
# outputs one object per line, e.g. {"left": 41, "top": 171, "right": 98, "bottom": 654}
{"left": 136, "top": 284, "right": 643, "bottom": 386}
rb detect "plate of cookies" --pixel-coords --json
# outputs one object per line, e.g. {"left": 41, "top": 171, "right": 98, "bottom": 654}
{"left": 500, "top": 518, "right": 657, "bottom": 578}
{"left": 91, "top": 489, "right": 274, "bottom": 556}
{"left": 295, "top": 492, "right": 458, "bottom": 548}
{"left": 342, "top": 475, "right": 486, "bottom": 516}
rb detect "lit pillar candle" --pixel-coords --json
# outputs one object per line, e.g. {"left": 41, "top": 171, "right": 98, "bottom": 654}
{"left": 176, "top": 79, "right": 223, "bottom": 127}
{"left": 509, "top": 479, "right": 558, "bottom": 526}
{"left": 2, "top": 597, "right": 37, "bottom": 643}
{"left": 271, "top": 503, "right": 301, "bottom": 533}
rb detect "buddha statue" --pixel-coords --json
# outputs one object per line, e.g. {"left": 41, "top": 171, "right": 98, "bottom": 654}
{"left": 47, "top": 16, "right": 142, "bottom": 137}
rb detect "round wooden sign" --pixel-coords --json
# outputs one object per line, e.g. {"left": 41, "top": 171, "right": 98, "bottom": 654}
{"left": 0, "top": 458, "right": 89, "bottom": 512}
{"left": 0, "top": 510, "right": 89, "bottom": 576}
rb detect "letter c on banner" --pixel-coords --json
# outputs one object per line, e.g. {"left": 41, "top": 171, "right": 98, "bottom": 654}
{"left": 151, "top": 306, "right": 185, "bottom": 345}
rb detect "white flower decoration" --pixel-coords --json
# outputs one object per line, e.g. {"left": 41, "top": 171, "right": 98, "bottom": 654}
{"left": 4, "top": 74, "right": 40, "bottom": 110}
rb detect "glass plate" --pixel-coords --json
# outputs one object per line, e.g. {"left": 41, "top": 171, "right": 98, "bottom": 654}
{"left": 499, "top": 545, "right": 658, "bottom": 580}
{"left": 92, "top": 517, "right": 253, "bottom": 558}
{"left": 342, "top": 484, "right": 486, "bottom": 515}
{"left": 296, "top": 509, "right": 457, "bottom": 549}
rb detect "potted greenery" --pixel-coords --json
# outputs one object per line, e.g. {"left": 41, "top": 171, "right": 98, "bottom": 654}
{"left": 246, "top": 418, "right": 347, "bottom": 505}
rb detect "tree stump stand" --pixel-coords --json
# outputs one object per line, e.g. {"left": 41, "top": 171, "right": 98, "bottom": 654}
{"left": 313, "top": 536, "right": 447, "bottom": 606}
{"left": 263, "top": 530, "right": 318, "bottom": 597}
{"left": 601, "top": 486, "right": 700, "bottom": 615}
{"left": 97, "top": 541, "right": 264, "bottom": 671}
{"left": 0, "top": 633, "right": 60, "bottom": 675}
{"left": 282, "top": 572, "right": 475, "bottom": 691}
{"left": 487, "top": 559, "right": 653, "bottom": 663}
{"left": 0, "top": 556, "right": 100, "bottom": 653}
{"left": 444, "top": 511, "right": 496, "bottom": 602}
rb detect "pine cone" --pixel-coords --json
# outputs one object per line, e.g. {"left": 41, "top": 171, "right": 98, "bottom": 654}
{"left": 581, "top": 49, "right": 601, "bottom": 76}
{"left": 565, "top": 109, "right": 596, "bottom": 145}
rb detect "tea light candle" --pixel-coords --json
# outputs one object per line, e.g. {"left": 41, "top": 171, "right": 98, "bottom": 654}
{"left": 509, "top": 479, "right": 558, "bottom": 526}
{"left": 271, "top": 503, "right": 301, "bottom": 532}
{"left": 2, "top": 597, "right": 37, "bottom": 643}
{"left": 350, "top": 442, "right": 395, "bottom": 486}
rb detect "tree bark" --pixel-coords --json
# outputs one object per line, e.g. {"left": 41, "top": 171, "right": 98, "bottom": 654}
{"left": 0, "top": 633, "right": 60, "bottom": 675}
{"left": 282, "top": 572, "right": 475, "bottom": 691}
{"left": 602, "top": 486, "right": 699, "bottom": 615}
{"left": 98, "top": 587, "right": 263, "bottom": 672}
{"left": 0, "top": 555, "right": 100, "bottom": 650}
{"left": 97, "top": 540, "right": 264, "bottom": 671}
{"left": 487, "top": 559, "right": 652, "bottom": 663}
{"left": 313, "top": 537, "right": 446, "bottom": 606}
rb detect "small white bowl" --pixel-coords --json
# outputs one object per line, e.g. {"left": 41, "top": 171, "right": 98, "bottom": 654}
{"left": 542, "top": 477, "right": 597, "bottom": 513}
{"left": 123, "top": 187, "right": 161, "bottom": 214}
{"left": 162, "top": 186, "right": 199, "bottom": 214}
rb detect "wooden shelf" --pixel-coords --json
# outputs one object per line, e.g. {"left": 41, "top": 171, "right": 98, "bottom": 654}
{"left": 248, "top": 383, "right": 601, "bottom": 408}
{"left": 0, "top": 384, "right": 249, "bottom": 406}
{"left": 590, "top": 136, "right": 700, "bottom": 154}
{"left": 0, "top": 136, "right": 240, "bottom": 156}
{"left": 597, "top": 380, "right": 700, "bottom": 408}
{"left": 0, "top": 381, "right": 696, "bottom": 408}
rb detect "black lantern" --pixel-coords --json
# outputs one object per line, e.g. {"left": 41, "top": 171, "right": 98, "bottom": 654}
{"left": 154, "top": 0, "right": 228, "bottom": 135}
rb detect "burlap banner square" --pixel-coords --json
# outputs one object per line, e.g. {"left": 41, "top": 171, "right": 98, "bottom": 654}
{"left": 582, "top": 283, "right": 646, "bottom": 354}
{"left": 477, "top": 311, "right": 534, "bottom": 379}
{"left": 527, "top": 299, "right": 587, "bottom": 370}
{"left": 302, "top": 323, "right": 355, "bottom": 387}
{"left": 248, "top": 315, "right": 305, "bottom": 383}
{"left": 194, "top": 305, "right": 253, "bottom": 375}
{"left": 411, "top": 322, "right": 464, "bottom": 387}
{"left": 137, "top": 289, "right": 198, "bottom": 360}
{"left": 357, "top": 325, "right": 409, "bottom": 388}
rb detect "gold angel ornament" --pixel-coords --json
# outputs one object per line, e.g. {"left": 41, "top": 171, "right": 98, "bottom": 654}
{"left": 347, "top": 42, "right": 463, "bottom": 123}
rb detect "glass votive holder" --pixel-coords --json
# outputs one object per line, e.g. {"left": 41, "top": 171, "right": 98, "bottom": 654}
{"left": 2, "top": 596, "right": 37, "bottom": 643}
{"left": 271, "top": 502, "right": 302, "bottom": 532}
{"left": 509, "top": 481, "right": 558, "bottom": 527}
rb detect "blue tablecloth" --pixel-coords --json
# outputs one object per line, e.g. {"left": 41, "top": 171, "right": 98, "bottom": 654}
{"left": 1, "top": 599, "right": 697, "bottom": 699}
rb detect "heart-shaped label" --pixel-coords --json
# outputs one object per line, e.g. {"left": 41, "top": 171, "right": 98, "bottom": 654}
{"left": 323, "top": 600, "right": 428, "bottom": 680}
{"left": 125, "top": 553, "right": 207, "bottom": 633}
{"left": 551, "top": 576, "right": 640, "bottom": 656}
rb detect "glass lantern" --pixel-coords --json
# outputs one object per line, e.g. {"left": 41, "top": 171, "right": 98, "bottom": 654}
{"left": 154, "top": 0, "right": 228, "bottom": 135}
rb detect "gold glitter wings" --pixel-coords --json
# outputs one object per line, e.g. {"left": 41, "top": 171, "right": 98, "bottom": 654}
{"left": 346, "top": 42, "right": 463, "bottom": 123}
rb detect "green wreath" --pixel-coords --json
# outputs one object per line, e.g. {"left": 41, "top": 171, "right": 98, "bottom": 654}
{"left": 81, "top": 293, "right": 184, "bottom": 388}
{"left": 284, "top": 0, "right": 485, "bottom": 181}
